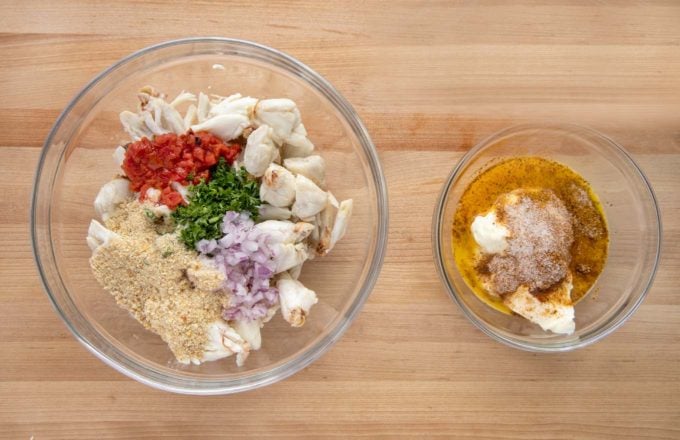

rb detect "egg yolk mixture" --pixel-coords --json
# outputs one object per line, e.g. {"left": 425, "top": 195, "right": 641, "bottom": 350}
{"left": 452, "top": 157, "right": 609, "bottom": 315}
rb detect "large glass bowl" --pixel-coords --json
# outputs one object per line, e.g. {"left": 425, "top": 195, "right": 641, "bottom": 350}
{"left": 32, "top": 38, "right": 388, "bottom": 394}
{"left": 433, "top": 124, "right": 661, "bottom": 351}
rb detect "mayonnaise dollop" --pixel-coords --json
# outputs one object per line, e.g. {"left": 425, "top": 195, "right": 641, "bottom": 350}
{"left": 471, "top": 211, "right": 509, "bottom": 254}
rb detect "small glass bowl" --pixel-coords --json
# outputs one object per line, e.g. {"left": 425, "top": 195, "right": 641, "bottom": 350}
{"left": 433, "top": 123, "right": 661, "bottom": 351}
{"left": 32, "top": 38, "right": 388, "bottom": 394}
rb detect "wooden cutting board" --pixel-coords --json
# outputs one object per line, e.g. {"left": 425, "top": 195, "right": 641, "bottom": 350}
{"left": 1, "top": 1, "right": 679, "bottom": 438}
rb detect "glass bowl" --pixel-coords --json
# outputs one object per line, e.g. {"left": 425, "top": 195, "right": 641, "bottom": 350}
{"left": 31, "top": 38, "right": 388, "bottom": 394}
{"left": 433, "top": 123, "right": 661, "bottom": 352}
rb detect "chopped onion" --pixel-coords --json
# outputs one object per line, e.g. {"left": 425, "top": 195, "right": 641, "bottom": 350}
{"left": 197, "top": 211, "right": 278, "bottom": 321}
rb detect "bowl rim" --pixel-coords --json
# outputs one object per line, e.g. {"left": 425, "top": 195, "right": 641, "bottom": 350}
{"left": 432, "top": 122, "right": 662, "bottom": 352}
{"left": 31, "top": 37, "right": 389, "bottom": 394}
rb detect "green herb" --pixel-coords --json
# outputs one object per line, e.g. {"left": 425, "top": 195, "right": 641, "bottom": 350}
{"left": 161, "top": 249, "right": 173, "bottom": 258}
{"left": 186, "top": 171, "right": 195, "bottom": 181}
{"left": 173, "top": 158, "right": 260, "bottom": 248}
{"left": 144, "top": 208, "right": 156, "bottom": 220}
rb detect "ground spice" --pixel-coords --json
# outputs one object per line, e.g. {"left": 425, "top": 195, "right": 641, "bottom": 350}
{"left": 484, "top": 189, "right": 574, "bottom": 295}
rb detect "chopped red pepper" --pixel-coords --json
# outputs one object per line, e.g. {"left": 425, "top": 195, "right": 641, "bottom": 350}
{"left": 121, "top": 131, "right": 241, "bottom": 209}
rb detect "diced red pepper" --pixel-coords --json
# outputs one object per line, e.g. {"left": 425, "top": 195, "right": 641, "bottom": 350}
{"left": 121, "top": 131, "right": 241, "bottom": 210}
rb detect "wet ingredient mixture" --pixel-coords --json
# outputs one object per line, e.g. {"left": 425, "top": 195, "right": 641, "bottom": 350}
{"left": 452, "top": 157, "right": 608, "bottom": 334}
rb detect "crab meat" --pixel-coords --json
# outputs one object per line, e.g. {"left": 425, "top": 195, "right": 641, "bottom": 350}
{"left": 272, "top": 242, "right": 309, "bottom": 273}
{"left": 254, "top": 220, "right": 312, "bottom": 273}
{"left": 169, "top": 91, "right": 197, "bottom": 109}
{"left": 137, "top": 85, "right": 162, "bottom": 101}
{"left": 141, "top": 190, "right": 171, "bottom": 217}
{"left": 120, "top": 89, "right": 191, "bottom": 139}
{"left": 141, "top": 94, "right": 186, "bottom": 134}
{"left": 94, "top": 178, "right": 132, "bottom": 221}
{"left": 152, "top": 205, "right": 172, "bottom": 217}
{"left": 258, "top": 204, "right": 292, "bottom": 221}
{"left": 260, "top": 164, "right": 296, "bottom": 208}
{"left": 314, "top": 193, "right": 338, "bottom": 255}
{"left": 196, "top": 92, "right": 211, "bottom": 123}
{"left": 196, "top": 321, "right": 251, "bottom": 366}
{"left": 254, "top": 220, "right": 314, "bottom": 244}
{"left": 282, "top": 123, "right": 315, "bottom": 158}
{"left": 190, "top": 114, "right": 250, "bottom": 141}
{"left": 292, "top": 174, "right": 328, "bottom": 219}
{"left": 232, "top": 319, "right": 263, "bottom": 351}
{"left": 144, "top": 187, "right": 161, "bottom": 203}
{"left": 170, "top": 182, "right": 189, "bottom": 204}
{"left": 254, "top": 99, "right": 301, "bottom": 145}
{"left": 313, "top": 194, "right": 352, "bottom": 255}
{"left": 244, "top": 125, "right": 279, "bottom": 177}
{"left": 86, "top": 219, "right": 120, "bottom": 252}
{"left": 277, "top": 272, "right": 318, "bottom": 327}
{"left": 283, "top": 155, "right": 325, "bottom": 187}
{"left": 183, "top": 104, "right": 197, "bottom": 129}
{"left": 113, "top": 146, "right": 127, "bottom": 169}
{"left": 120, "top": 111, "right": 153, "bottom": 140}
{"left": 288, "top": 262, "right": 303, "bottom": 280}
{"left": 210, "top": 95, "right": 258, "bottom": 120}
{"left": 330, "top": 199, "right": 353, "bottom": 249}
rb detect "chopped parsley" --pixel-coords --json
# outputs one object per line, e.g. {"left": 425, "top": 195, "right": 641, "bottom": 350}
{"left": 173, "top": 158, "right": 260, "bottom": 248}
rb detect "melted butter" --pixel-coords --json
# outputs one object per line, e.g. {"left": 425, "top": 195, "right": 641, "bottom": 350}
{"left": 452, "top": 157, "right": 609, "bottom": 315}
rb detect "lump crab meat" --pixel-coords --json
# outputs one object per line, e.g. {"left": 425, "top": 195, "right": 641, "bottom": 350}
{"left": 119, "top": 88, "right": 196, "bottom": 139}
{"left": 209, "top": 94, "right": 258, "bottom": 119}
{"left": 94, "top": 178, "right": 132, "bottom": 221}
{"left": 86, "top": 219, "right": 120, "bottom": 252}
{"left": 254, "top": 98, "right": 300, "bottom": 144}
{"left": 200, "top": 321, "right": 251, "bottom": 366}
{"left": 260, "top": 164, "right": 296, "bottom": 208}
{"left": 113, "top": 146, "right": 127, "bottom": 168}
{"left": 281, "top": 123, "right": 315, "bottom": 158}
{"left": 258, "top": 204, "right": 292, "bottom": 221}
{"left": 312, "top": 193, "right": 353, "bottom": 256}
{"left": 283, "top": 155, "right": 326, "bottom": 187}
{"left": 254, "top": 220, "right": 314, "bottom": 273}
{"left": 120, "top": 111, "right": 153, "bottom": 140}
{"left": 254, "top": 220, "right": 315, "bottom": 244}
{"left": 244, "top": 125, "right": 279, "bottom": 177}
{"left": 330, "top": 199, "right": 353, "bottom": 249}
{"left": 277, "top": 272, "right": 318, "bottom": 327}
{"left": 190, "top": 114, "right": 250, "bottom": 141}
{"left": 292, "top": 174, "right": 328, "bottom": 219}
{"left": 196, "top": 92, "right": 211, "bottom": 123}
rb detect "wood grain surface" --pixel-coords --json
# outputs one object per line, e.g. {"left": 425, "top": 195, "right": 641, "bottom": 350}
{"left": 1, "top": 1, "right": 680, "bottom": 438}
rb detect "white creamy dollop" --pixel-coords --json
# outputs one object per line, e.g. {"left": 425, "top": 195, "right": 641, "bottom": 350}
{"left": 471, "top": 211, "right": 509, "bottom": 254}
{"left": 503, "top": 280, "right": 575, "bottom": 335}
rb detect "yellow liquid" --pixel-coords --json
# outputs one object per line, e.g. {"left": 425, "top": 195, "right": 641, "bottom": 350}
{"left": 452, "top": 157, "right": 609, "bottom": 314}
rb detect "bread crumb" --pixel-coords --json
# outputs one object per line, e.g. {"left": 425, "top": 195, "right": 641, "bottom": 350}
{"left": 90, "top": 200, "right": 227, "bottom": 362}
